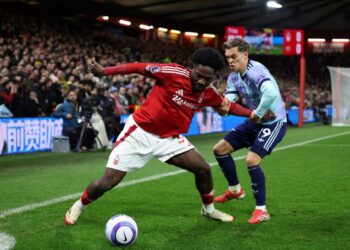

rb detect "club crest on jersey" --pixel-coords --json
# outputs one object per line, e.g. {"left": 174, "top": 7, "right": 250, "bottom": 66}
{"left": 113, "top": 155, "right": 120, "bottom": 165}
{"left": 149, "top": 65, "right": 161, "bottom": 73}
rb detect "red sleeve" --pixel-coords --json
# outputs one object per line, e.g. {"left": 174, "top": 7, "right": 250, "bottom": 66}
{"left": 104, "top": 63, "right": 167, "bottom": 82}
{"left": 104, "top": 63, "right": 149, "bottom": 75}
{"left": 228, "top": 102, "right": 252, "bottom": 117}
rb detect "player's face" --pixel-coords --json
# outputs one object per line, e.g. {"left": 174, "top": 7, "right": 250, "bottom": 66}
{"left": 225, "top": 47, "right": 248, "bottom": 74}
{"left": 191, "top": 65, "right": 215, "bottom": 91}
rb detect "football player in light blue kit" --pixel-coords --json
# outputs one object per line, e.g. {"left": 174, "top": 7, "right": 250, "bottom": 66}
{"left": 213, "top": 38, "right": 287, "bottom": 224}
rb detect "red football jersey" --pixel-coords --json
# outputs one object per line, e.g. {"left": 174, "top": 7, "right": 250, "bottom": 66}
{"left": 104, "top": 63, "right": 250, "bottom": 138}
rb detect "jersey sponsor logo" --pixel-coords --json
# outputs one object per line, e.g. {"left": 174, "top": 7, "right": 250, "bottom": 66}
{"left": 149, "top": 65, "right": 161, "bottom": 73}
{"left": 176, "top": 89, "right": 184, "bottom": 96}
{"left": 172, "top": 95, "right": 199, "bottom": 110}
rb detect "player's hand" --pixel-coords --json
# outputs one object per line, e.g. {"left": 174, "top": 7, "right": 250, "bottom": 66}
{"left": 249, "top": 110, "right": 261, "bottom": 124}
{"left": 216, "top": 97, "right": 230, "bottom": 116}
{"left": 87, "top": 57, "right": 105, "bottom": 77}
{"left": 66, "top": 113, "right": 73, "bottom": 119}
{"left": 261, "top": 109, "right": 276, "bottom": 122}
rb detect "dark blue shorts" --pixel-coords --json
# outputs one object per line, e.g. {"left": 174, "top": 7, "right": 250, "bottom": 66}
{"left": 224, "top": 119, "right": 287, "bottom": 158}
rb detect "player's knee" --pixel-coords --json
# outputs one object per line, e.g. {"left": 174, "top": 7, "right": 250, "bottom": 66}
{"left": 246, "top": 156, "right": 260, "bottom": 167}
{"left": 212, "top": 143, "right": 222, "bottom": 155}
{"left": 246, "top": 151, "right": 262, "bottom": 167}
{"left": 195, "top": 163, "right": 211, "bottom": 176}
{"left": 213, "top": 140, "right": 232, "bottom": 155}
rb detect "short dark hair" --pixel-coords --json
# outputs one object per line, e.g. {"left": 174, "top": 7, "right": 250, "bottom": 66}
{"left": 223, "top": 38, "right": 250, "bottom": 52}
{"left": 192, "top": 47, "right": 225, "bottom": 71}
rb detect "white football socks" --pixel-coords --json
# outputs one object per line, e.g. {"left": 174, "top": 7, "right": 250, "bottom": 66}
{"left": 204, "top": 203, "right": 215, "bottom": 213}
{"left": 75, "top": 199, "right": 85, "bottom": 208}
{"left": 255, "top": 205, "right": 267, "bottom": 211}
{"left": 229, "top": 184, "right": 241, "bottom": 193}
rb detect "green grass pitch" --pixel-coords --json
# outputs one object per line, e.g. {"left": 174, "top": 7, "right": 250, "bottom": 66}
{"left": 0, "top": 125, "right": 350, "bottom": 249}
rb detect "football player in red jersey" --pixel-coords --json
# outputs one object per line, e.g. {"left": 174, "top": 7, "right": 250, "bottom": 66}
{"left": 65, "top": 48, "right": 259, "bottom": 224}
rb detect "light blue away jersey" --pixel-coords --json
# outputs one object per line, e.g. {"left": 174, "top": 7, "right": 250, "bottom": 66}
{"left": 226, "top": 59, "right": 286, "bottom": 124}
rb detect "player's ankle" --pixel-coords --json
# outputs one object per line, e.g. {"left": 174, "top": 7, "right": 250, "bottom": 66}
{"left": 73, "top": 199, "right": 85, "bottom": 208}
{"left": 203, "top": 203, "right": 215, "bottom": 213}
{"left": 229, "top": 184, "right": 241, "bottom": 193}
{"left": 255, "top": 205, "right": 267, "bottom": 211}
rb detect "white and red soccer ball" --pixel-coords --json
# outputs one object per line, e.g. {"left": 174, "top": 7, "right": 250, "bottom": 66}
{"left": 105, "top": 214, "right": 138, "bottom": 247}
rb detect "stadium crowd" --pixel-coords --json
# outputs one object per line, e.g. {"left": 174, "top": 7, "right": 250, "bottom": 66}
{"left": 1, "top": 10, "right": 349, "bottom": 130}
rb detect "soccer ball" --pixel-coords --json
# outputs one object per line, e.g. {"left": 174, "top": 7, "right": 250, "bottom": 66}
{"left": 105, "top": 214, "right": 138, "bottom": 246}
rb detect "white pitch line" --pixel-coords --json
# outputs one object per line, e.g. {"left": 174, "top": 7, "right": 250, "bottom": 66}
{"left": 299, "top": 144, "right": 350, "bottom": 147}
{"left": 0, "top": 130, "right": 350, "bottom": 220}
{"left": 0, "top": 233, "right": 16, "bottom": 250}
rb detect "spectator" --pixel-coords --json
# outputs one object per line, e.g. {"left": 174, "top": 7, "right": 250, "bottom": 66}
{"left": 99, "top": 86, "right": 126, "bottom": 141}
{"left": 22, "top": 90, "right": 41, "bottom": 117}
{"left": 0, "top": 95, "right": 13, "bottom": 117}
{"left": 52, "top": 90, "right": 95, "bottom": 151}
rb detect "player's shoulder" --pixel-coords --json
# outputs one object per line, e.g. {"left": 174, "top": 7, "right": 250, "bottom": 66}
{"left": 248, "top": 59, "right": 266, "bottom": 70}
{"left": 159, "top": 63, "right": 191, "bottom": 78}
{"left": 144, "top": 63, "right": 190, "bottom": 78}
{"left": 247, "top": 59, "right": 269, "bottom": 76}
{"left": 204, "top": 84, "right": 222, "bottom": 96}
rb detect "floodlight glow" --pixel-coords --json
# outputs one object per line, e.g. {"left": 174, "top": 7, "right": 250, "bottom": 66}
{"left": 185, "top": 32, "right": 198, "bottom": 36}
{"left": 170, "top": 29, "right": 181, "bottom": 34}
{"left": 139, "top": 24, "right": 154, "bottom": 30}
{"left": 119, "top": 19, "right": 131, "bottom": 26}
{"left": 158, "top": 27, "right": 168, "bottom": 32}
{"left": 308, "top": 38, "right": 326, "bottom": 42}
{"left": 267, "top": 1, "right": 282, "bottom": 8}
{"left": 332, "top": 38, "right": 349, "bottom": 43}
{"left": 203, "top": 33, "right": 216, "bottom": 38}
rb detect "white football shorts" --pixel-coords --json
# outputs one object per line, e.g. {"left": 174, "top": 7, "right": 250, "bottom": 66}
{"left": 106, "top": 115, "right": 195, "bottom": 172}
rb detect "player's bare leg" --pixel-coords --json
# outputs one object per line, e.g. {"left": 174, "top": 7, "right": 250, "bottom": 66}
{"left": 166, "top": 149, "right": 234, "bottom": 222}
{"left": 65, "top": 168, "right": 127, "bottom": 225}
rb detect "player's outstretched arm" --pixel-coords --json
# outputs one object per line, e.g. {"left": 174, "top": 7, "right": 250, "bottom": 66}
{"left": 227, "top": 101, "right": 253, "bottom": 117}
{"left": 215, "top": 97, "right": 231, "bottom": 116}
{"left": 87, "top": 58, "right": 150, "bottom": 77}
{"left": 88, "top": 57, "right": 105, "bottom": 76}
{"left": 215, "top": 97, "right": 253, "bottom": 118}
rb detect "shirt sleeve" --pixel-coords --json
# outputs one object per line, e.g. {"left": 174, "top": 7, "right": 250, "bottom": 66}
{"left": 228, "top": 102, "right": 252, "bottom": 117}
{"left": 255, "top": 80, "right": 277, "bottom": 118}
{"left": 104, "top": 63, "right": 169, "bottom": 83}
{"left": 225, "top": 76, "right": 239, "bottom": 102}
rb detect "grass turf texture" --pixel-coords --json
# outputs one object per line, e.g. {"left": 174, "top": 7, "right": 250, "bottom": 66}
{"left": 0, "top": 125, "right": 349, "bottom": 249}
